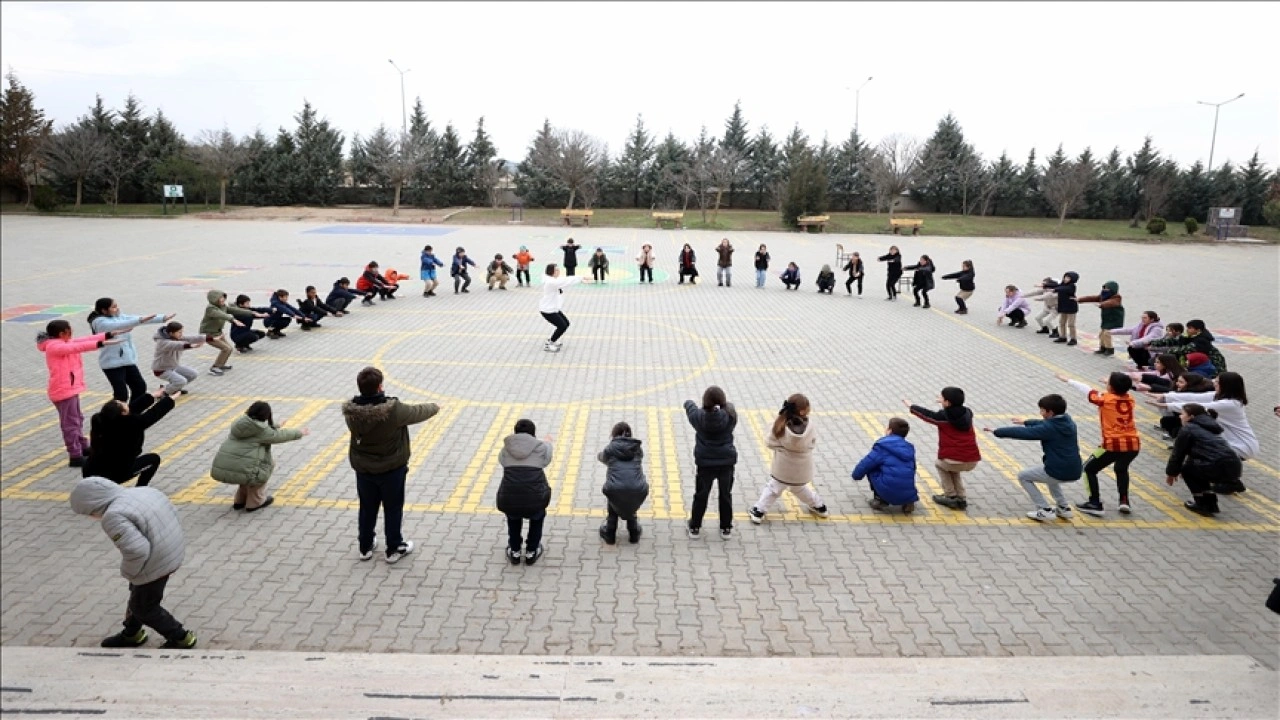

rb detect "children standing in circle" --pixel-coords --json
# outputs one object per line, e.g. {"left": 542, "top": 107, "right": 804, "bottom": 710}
{"left": 904, "top": 254, "right": 935, "bottom": 308}
{"left": 451, "top": 247, "right": 476, "bottom": 294}
{"left": 210, "top": 401, "right": 308, "bottom": 513}
{"left": 843, "top": 252, "right": 864, "bottom": 296}
{"left": 597, "top": 421, "right": 649, "bottom": 544}
{"left": 940, "top": 260, "right": 976, "bottom": 314}
{"left": 678, "top": 244, "right": 698, "bottom": 284}
{"left": 514, "top": 246, "right": 535, "bottom": 287}
{"left": 560, "top": 238, "right": 581, "bottom": 276}
{"left": 87, "top": 298, "right": 174, "bottom": 407}
{"left": 878, "top": 246, "right": 903, "bottom": 300}
{"left": 636, "top": 244, "right": 656, "bottom": 284}
{"left": 497, "top": 418, "right": 553, "bottom": 565}
{"left": 748, "top": 394, "right": 828, "bottom": 524}
{"left": 588, "top": 247, "right": 609, "bottom": 283}
{"left": 539, "top": 263, "right": 581, "bottom": 353}
{"left": 753, "top": 244, "right": 770, "bottom": 288}
{"left": 420, "top": 245, "right": 444, "bottom": 297}
{"left": 683, "top": 386, "right": 738, "bottom": 540}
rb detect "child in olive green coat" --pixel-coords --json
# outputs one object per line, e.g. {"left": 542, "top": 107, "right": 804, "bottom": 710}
{"left": 210, "top": 401, "right": 308, "bottom": 511}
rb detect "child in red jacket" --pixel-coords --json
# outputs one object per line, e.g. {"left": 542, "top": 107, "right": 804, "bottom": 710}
{"left": 907, "top": 387, "right": 981, "bottom": 510}
{"left": 36, "top": 319, "right": 127, "bottom": 466}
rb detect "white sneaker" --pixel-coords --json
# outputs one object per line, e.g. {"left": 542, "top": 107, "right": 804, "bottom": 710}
{"left": 748, "top": 507, "right": 765, "bottom": 524}
{"left": 543, "top": 341, "right": 554, "bottom": 352}
{"left": 386, "top": 540, "right": 414, "bottom": 564}
{"left": 1026, "top": 508, "right": 1056, "bottom": 522}
{"left": 358, "top": 538, "right": 380, "bottom": 561}
{"left": 1054, "top": 505, "right": 1074, "bottom": 520}
{"left": 549, "top": 342, "right": 562, "bottom": 353}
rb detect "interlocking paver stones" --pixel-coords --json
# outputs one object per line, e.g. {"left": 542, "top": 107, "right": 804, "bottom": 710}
{"left": 1, "top": 216, "right": 1277, "bottom": 668}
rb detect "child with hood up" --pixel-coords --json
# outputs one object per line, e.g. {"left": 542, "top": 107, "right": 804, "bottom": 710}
{"left": 37, "top": 319, "right": 128, "bottom": 466}
{"left": 996, "top": 285, "right": 1033, "bottom": 328}
{"left": 69, "top": 476, "right": 196, "bottom": 649}
{"left": 1052, "top": 272, "right": 1080, "bottom": 346}
{"left": 853, "top": 417, "right": 919, "bottom": 513}
{"left": 908, "top": 387, "right": 981, "bottom": 510}
{"left": 815, "top": 265, "right": 836, "bottom": 293}
{"left": 597, "top": 422, "right": 649, "bottom": 545}
{"left": 1078, "top": 281, "right": 1124, "bottom": 356}
{"left": 211, "top": 401, "right": 308, "bottom": 512}
{"left": 497, "top": 419, "right": 554, "bottom": 565}
{"left": 748, "top": 394, "right": 828, "bottom": 524}
{"left": 199, "top": 289, "right": 253, "bottom": 375}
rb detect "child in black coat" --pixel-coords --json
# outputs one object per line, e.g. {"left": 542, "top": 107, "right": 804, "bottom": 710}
{"left": 904, "top": 255, "right": 935, "bottom": 308}
{"left": 597, "top": 422, "right": 649, "bottom": 545}
{"left": 684, "top": 386, "right": 738, "bottom": 540}
{"left": 940, "top": 260, "right": 976, "bottom": 314}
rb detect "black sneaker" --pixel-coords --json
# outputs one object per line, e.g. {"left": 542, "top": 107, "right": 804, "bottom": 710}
{"left": 1036, "top": 326, "right": 1051, "bottom": 334}
{"left": 160, "top": 631, "right": 197, "bottom": 649}
{"left": 1054, "top": 337, "right": 1068, "bottom": 344}
{"left": 524, "top": 545, "right": 543, "bottom": 565}
{"left": 1077, "top": 500, "right": 1105, "bottom": 517}
{"left": 598, "top": 524, "right": 617, "bottom": 545}
{"left": 68, "top": 456, "right": 85, "bottom": 468}
{"left": 748, "top": 506, "right": 765, "bottom": 524}
{"left": 101, "top": 629, "right": 147, "bottom": 648}
{"left": 505, "top": 547, "right": 522, "bottom": 565}
{"left": 1066, "top": 339, "right": 1077, "bottom": 346}
{"left": 686, "top": 522, "right": 701, "bottom": 539}
{"left": 244, "top": 496, "right": 274, "bottom": 512}
{"left": 628, "top": 526, "right": 642, "bottom": 544}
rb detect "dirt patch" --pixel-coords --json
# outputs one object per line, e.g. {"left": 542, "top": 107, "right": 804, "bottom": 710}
{"left": 189, "top": 206, "right": 468, "bottom": 223}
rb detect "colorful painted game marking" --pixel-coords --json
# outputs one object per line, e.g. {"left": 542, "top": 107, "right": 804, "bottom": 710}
{"left": 158, "top": 266, "right": 262, "bottom": 288}
{"left": 1072, "top": 329, "right": 1277, "bottom": 354}
{"left": 302, "top": 225, "right": 456, "bottom": 237}
{"left": 2, "top": 304, "right": 91, "bottom": 324}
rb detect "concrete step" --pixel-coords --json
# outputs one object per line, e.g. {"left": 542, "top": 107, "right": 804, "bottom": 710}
{"left": 2, "top": 647, "right": 1276, "bottom": 718}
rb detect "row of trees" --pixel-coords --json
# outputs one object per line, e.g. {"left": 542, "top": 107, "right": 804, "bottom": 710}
{"left": 2, "top": 72, "right": 1277, "bottom": 227}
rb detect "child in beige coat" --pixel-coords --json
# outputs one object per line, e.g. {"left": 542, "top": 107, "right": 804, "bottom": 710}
{"left": 748, "top": 394, "right": 829, "bottom": 523}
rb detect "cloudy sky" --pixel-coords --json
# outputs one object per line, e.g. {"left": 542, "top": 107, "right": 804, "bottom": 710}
{"left": 3, "top": 1, "right": 1277, "bottom": 170}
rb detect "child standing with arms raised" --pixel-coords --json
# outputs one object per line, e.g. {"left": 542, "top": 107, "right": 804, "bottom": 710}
{"left": 684, "top": 386, "right": 738, "bottom": 539}
{"left": 748, "top": 394, "right": 828, "bottom": 524}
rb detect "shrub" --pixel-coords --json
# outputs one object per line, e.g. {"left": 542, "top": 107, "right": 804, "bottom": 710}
{"left": 1264, "top": 199, "right": 1280, "bottom": 228}
{"left": 1146, "top": 217, "right": 1166, "bottom": 235}
{"left": 32, "top": 186, "right": 59, "bottom": 212}
{"left": 1183, "top": 217, "right": 1198, "bottom": 235}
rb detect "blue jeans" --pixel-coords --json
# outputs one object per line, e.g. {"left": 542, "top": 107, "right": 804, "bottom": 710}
{"left": 506, "top": 510, "right": 545, "bottom": 552}
{"left": 356, "top": 466, "right": 407, "bottom": 556}
{"left": 756, "top": 269, "right": 766, "bottom": 287}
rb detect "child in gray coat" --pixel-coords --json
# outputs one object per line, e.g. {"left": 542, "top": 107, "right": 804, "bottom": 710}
{"left": 598, "top": 422, "right": 649, "bottom": 545}
{"left": 70, "top": 476, "right": 196, "bottom": 649}
{"left": 152, "top": 322, "right": 204, "bottom": 395}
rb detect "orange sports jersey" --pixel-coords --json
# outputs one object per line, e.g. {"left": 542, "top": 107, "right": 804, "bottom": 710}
{"left": 1087, "top": 390, "right": 1140, "bottom": 452}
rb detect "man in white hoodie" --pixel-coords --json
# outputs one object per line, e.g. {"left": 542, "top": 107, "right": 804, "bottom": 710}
{"left": 70, "top": 476, "right": 196, "bottom": 649}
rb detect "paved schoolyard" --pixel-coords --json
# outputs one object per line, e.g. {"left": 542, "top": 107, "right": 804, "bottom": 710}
{"left": 1, "top": 216, "right": 1277, "bottom": 669}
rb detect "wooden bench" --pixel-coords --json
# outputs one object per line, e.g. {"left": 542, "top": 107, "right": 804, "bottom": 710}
{"left": 561, "top": 209, "right": 593, "bottom": 227}
{"left": 890, "top": 218, "right": 923, "bottom": 235}
{"left": 797, "top": 215, "right": 830, "bottom": 233}
{"left": 652, "top": 211, "right": 684, "bottom": 229}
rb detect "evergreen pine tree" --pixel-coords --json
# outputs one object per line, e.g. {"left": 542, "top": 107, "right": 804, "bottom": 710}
{"left": 406, "top": 97, "right": 437, "bottom": 206}
{"left": 113, "top": 94, "right": 152, "bottom": 202}
{"left": 780, "top": 150, "right": 828, "bottom": 227}
{"left": 1239, "top": 151, "right": 1269, "bottom": 225}
{"left": 979, "top": 152, "right": 1019, "bottom": 216}
{"left": 617, "top": 115, "right": 655, "bottom": 208}
{"left": 721, "top": 101, "right": 751, "bottom": 208}
{"left": 1014, "top": 149, "right": 1040, "bottom": 217}
{"left": 830, "top": 128, "right": 873, "bottom": 211}
{"left": 912, "top": 113, "right": 977, "bottom": 213}
{"left": 1126, "top": 135, "right": 1160, "bottom": 221}
{"left": 0, "top": 70, "right": 53, "bottom": 205}
{"left": 231, "top": 129, "right": 273, "bottom": 206}
{"left": 513, "top": 118, "right": 566, "bottom": 208}
{"left": 1169, "top": 161, "right": 1212, "bottom": 223}
{"left": 649, "top": 132, "right": 688, "bottom": 210}
{"left": 431, "top": 123, "right": 468, "bottom": 206}
{"left": 464, "top": 117, "right": 497, "bottom": 206}
{"left": 746, "top": 126, "right": 780, "bottom": 210}
{"left": 292, "top": 100, "right": 344, "bottom": 205}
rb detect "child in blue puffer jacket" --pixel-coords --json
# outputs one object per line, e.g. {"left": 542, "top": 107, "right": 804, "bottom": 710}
{"left": 853, "top": 417, "right": 919, "bottom": 513}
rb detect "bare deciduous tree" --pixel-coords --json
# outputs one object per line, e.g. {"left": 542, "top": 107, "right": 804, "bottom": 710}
{"left": 1041, "top": 159, "right": 1094, "bottom": 227}
{"left": 374, "top": 132, "right": 429, "bottom": 216}
{"left": 196, "top": 128, "right": 252, "bottom": 212}
{"left": 956, "top": 152, "right": 985, "bottom": 216}
{"left": 536, "top": 128, "right": 602, "bottom": 209}
{"left": 869, "top": 134, "right": 921, "bottom": 221}
{"left": 42, "top": 125, "right": 109, "bottom": 208}
{"left": 1142, "top": 161, "right": 1178, "bottom": 222}
{"left": 100, "top": 140, "right": 147, "bottom": 210}
{"left": 706, "top": 146, "right": 745, "bottom": 223}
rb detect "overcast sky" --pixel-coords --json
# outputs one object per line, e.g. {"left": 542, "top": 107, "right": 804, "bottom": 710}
{"left": 3, "top": 1, "right": 1277, "bottom": 171}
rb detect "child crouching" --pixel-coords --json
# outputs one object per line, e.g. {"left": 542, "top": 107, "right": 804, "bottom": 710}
{"left": 597, "top": 422, "right": 649, "bottom": 544}
{"left": 852, "top": 417, "right": 919, "bottom": 513}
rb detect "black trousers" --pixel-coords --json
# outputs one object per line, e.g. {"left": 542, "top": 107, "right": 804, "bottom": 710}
{"left": 913, "top": 287, "right": 930, "bottom": 305}
{"left": 565, "top": 265, "right": 577, "bottom": 277}
{"left": 453, "top": 273, "right": 470, "bottom": 292}
{"left": 541, "top": 311, "right": 570, "bottom": 342}
{"left": 1084, "top": 449, "right": 1139, "bottom": 502}
{"left": 1181, "top": 460, "right": 1241, "bottom": 495}
{"left": 1127, "top": 346, "right": 1152, "bottom": 369}
{"left": 845, "top": 275, "right": 862, "bottom": 294}
{"left": 592, "top": 266, "right": 606, "bottom": 281}
{"left": 329, "top": 296, "right": 352, "bottom": 312}
{"left": 121, "top": 574, "right": 186, "bottom": 641}
{"left": 506, "top": 510, "right": 545, "bottom": 552}
{"left": 516, "top": 268, "right": 531, "bottom": 284}
{"left": 356, "top": 466, "right": 406, "bottom": 556}
{"left": 689, "top": 464, "right": 735, "bottom": 530}
{"left": 1008, "top": 308, "right": 1026, "bottom": 324}
{"left": 604, "top": 505, "right": 641, "bottom": 536}
{"left": 378, "top": 284, "right": 399, "bottom": 299}
{"left": 886, "top": 273, "right": 901, "bottom": 298}
{"left": 639, "top": 265, "right": 653, "bottom": 283}
{"left": 103, "top": 365, "right": 148, "bottom": 405}
{"left": 1161, "top": 414, "right": 1183, "bottom": 436}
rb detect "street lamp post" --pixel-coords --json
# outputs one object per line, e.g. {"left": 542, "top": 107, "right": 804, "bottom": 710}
{"left": 1196, "top": 93, "right": 1244, "bottom": 173}
{"left": 388, "top": 59, "right": 411, "bottom": 135}
{"left": 855, "top": 76, "right": 873, "bottom": 136}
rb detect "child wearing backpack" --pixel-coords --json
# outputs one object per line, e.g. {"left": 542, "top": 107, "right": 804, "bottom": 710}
{"left": 907, "top": 387, "right": 981, "bottom": 510}
{"left": 984, "top": 394, "right": 1082, "bottom": 522}
{"left": 748, "top": 394, "right": 828, "bottom": 524}
{"left": 37, "top": 319, "right": 128, "bottom": 466}
{"left": 1057, "top": 372, "right": 1140, "bottom": 516}
{"left": 853, "top": 418, "right": 919, "bottom": 513}
{"left": 597, "top": 422, "right": 649, "bottom": 544}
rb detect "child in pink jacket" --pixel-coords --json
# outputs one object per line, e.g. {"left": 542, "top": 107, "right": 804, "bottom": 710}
{"left": 36, "top": 319, "right": 127, "bottom": 466}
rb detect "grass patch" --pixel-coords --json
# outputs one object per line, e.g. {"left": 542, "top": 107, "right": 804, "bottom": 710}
{"left": 0, "top": 202, "right": 217, "bottom": 216}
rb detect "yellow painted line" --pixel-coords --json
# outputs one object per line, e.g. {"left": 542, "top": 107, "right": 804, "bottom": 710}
{"left": 273, "top": 436, "right": 349, "bottom": 504}
{"left": 0, "top": 419, "right": 59, "bottom": 448}
{"left": 465, "top": 405, "right": 526, "bottom": 513}
{"left": 742, "top": 409, "right": 798, "bottom": 516}
{"left": 445, "top": 406, "right": 515, "bottom": 512}
{"left": 0, "top": 448, "right": 66, "bottom": 488}
{"left": 644, "top": 406, "right": 666, "bottom": 520}
{"left": 405, "top": 403, "right": 464, "bottom": 485}
{"left": 0, "top": 388, "right": 47, "bottom": 398}
{"left": 554, "top": 405, "right": 591, "bottom": 516}
{"left": 1072, "top": 440, "right": 1189, "bottom": 527}
{"left": 661, "top": 408, "right": 685, "bottom": 520}
{"left": 853, "top": 411, "right": 946, "bottom": 503}
{"left": 171, "top": 399, "right": 332, "bottom": 504}
{"left": 236, "top": 355, "right": 833, "bottom": 374}
{"left": 1, "top": 406, "right": 56, "bottom": 433}
{"left": 1226, "top": 488, "right": 1280, "bottom": 526}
